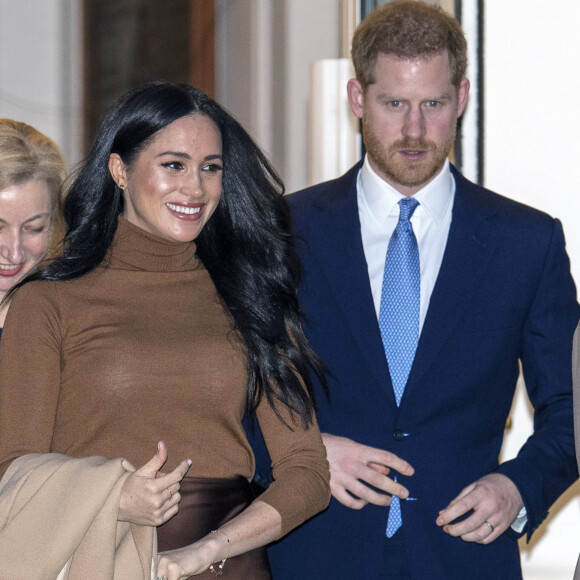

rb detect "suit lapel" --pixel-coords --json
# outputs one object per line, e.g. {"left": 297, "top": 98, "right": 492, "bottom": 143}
{"left": 302, "top": 165, "right": 502, "bottom": 403}
{"left": 405, "top": 169, "right": 502, "bottom": 396}
{"left": 306, "top": 166, "right": 393, "bottom": 398}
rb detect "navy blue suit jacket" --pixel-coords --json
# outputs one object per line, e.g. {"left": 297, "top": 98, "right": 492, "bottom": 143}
{"left": 255, "top": 163, "right": 579, "bottom": 579}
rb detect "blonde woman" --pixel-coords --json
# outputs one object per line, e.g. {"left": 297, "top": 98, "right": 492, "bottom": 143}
{"left": 0, "top": 119, "right": 66, "bottom": 334}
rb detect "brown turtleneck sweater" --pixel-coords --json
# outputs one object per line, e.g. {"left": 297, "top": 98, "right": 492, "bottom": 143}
{"left": 0, "top": 218, "right": 329, "bottom": 535}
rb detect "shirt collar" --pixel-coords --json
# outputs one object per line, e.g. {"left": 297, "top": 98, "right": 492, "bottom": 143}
{"left": 359, "top": 155, "right": 454, "bottom": 224}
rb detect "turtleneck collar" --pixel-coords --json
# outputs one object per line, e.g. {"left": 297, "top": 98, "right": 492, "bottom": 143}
{"left": 108, "top": 216, "right": 201, "bottom": 272}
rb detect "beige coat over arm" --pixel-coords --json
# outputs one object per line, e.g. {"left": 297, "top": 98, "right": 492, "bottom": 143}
{"left": 0, "top": 453, "right": 155, "bottom": 579}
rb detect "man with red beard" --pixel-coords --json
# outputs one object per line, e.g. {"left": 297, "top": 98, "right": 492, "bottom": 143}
{"left": 253, "top": 1, "right": 580, "bottom": 578}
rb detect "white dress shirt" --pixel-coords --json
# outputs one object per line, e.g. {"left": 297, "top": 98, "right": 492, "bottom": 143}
{"left": 357, "top": 155, "right": 454, "bottom": 330}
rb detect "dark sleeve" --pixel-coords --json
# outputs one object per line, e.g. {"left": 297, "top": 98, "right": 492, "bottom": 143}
{"left": 496, "top": 219, "right": 580, "bottom": 538}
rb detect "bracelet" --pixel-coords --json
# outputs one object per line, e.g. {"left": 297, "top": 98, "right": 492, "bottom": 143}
{"left": 209, "top": 529, "right": 231, "bottom": 576}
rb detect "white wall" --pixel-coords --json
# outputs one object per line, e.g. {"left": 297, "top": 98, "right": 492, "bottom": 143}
{"left": 485, "top": 3, "right": 580, "bottom": 578}
{"left": 0, "top": 0, "right": 83, "bottom": 167}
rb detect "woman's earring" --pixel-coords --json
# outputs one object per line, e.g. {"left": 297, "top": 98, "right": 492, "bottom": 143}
{"left": 119, "top": 183, "right": 126, "bottom": 190}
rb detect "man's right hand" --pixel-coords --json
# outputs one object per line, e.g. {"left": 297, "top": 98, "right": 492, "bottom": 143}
{"left": 322, "top": 433, "right": 414, "bottom": 509}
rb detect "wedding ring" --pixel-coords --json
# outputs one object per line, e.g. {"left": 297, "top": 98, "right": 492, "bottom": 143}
{"left": 484, "top": 520, "right": 495, "bottom": 533}
{"left": 167, "top": 487, "right": 173, "bottom": 499}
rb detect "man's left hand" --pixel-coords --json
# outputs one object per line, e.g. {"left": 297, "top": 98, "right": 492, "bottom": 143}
{"left": 435, "top": 473, "right": 524, "bottom": 544}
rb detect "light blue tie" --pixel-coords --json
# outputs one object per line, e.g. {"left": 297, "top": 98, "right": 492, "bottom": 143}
{"left": 379, "top": 197, "right": 420, "bottom": 538}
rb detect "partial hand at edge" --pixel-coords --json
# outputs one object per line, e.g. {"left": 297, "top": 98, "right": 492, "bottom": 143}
{"left": 118, "top": 440, "right": 191, "bottom": 526}
{"left": 436, "top": 472, "right": 524, "bottom": 544}
{"left": 322, "top": 433, "right": 414, "bottom": 510}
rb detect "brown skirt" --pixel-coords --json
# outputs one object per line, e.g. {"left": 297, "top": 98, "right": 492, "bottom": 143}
{"left": 157, "top": 476, "right": 272, "bottom": 579}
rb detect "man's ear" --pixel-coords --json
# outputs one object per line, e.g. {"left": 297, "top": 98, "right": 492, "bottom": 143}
{"left": 347, "top": 78, "right": 365, "bottom": 119}
{"left": 108, "top": 153, "right": 127, "bottom": 189}
{"left": 456, "top": 78, "right": 470, "bottom": 118}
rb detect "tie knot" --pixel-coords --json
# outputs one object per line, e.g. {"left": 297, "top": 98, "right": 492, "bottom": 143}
{"left": 398, "top": 197, "right": 419, "bottom": 223}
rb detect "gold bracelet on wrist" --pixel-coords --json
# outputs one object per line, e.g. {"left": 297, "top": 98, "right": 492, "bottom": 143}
{"left": 209, "top": 529, "right": 231, "bottom": 576}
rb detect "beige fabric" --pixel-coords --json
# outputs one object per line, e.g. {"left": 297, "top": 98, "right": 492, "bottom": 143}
{"left": 0, "top": 453, "right": 155, "bottom": 580}
{"left": 572, "top": 323, "right": 580, "bottom": 580}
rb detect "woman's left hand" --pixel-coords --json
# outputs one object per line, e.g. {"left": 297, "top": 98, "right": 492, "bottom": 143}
{"left": 156, "top": 533, "right": 223, "bottom": 579}
{"left": 156, "top": 500, "right": 280, "bottom": 579}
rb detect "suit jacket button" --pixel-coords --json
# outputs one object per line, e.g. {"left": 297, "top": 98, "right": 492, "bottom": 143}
{"left": 393, "top": 429, "right": 405, "bottom": 441}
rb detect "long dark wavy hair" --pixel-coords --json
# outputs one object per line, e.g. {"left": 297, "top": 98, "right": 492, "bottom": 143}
{"left": 13, "top": 82, "right": 325, "bottom": 426}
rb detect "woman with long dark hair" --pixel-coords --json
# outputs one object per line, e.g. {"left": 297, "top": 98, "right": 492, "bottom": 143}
{"left": 0, "top": 83, "right": 329, "bottom": 579}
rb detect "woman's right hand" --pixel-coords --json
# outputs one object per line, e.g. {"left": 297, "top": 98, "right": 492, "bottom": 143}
{"left": 118, "top": 440, "right": 192, "bottom": 526}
